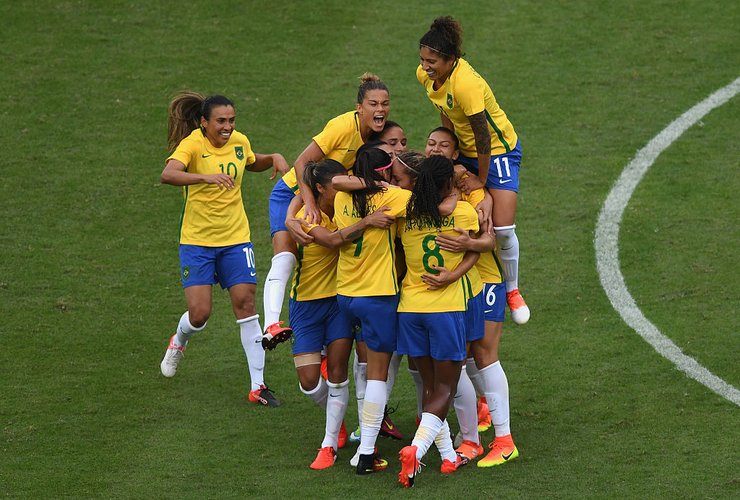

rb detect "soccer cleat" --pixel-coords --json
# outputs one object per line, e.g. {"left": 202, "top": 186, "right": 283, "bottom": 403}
{"left": 160, "top": 335, "right": 186, "bottom": 378}
{"left": 309, "top": 446, "right": 337, "bottom": 470}
{"left": 456, "top": 440, "right": 485, "bottom": 465}
{"left": 477, "top": 397, "right": 492, "bottom": 432}
{"left": 506, "top": 289, "right": 530, "bottom": 325}
{"left": 379, "top": 405, "right": 403, "bottom": 440}
{"left": 338, "top": 421, "right": 348, "bottom": 449}
{"left": 440, "top": 454, "right": 463, "bottom": 474}
{"left": 477, "top": 434, "right": 519, "bottom": 468}
{"left": 356, "top": 452, "right": 388, "bottom": 475}
{"left": 398, "top": 445, "right": 421, "bottom": 488}
{"left": 348, "top": 426, "right": 361, "bottom": 443}
{"left": 261, "top": 321, "right": 293, "bottom": 350}
{"left": 248, "top": 384, "right": 281, "bottom": 407}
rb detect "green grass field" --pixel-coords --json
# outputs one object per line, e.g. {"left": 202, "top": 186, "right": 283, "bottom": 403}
{"left": 1, "top": 1, "right": 738, "bottom": 497}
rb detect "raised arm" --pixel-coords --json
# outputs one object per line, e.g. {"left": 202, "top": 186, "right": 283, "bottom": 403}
{"left": 468, "top": 110, "right": 492, "bottom": 185}
{"left": 293, "top": 141, "right": 326, "bottom": 223}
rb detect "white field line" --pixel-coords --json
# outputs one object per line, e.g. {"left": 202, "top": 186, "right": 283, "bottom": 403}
{"left": 595, "top": 77, "right": 740, "bottom": 406}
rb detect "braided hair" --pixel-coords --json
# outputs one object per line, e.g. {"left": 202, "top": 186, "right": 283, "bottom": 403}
{"left": 406, "top": 155, "right": 454, "bottom": 230}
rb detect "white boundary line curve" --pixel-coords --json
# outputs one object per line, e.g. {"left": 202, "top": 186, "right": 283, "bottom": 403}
{"left": 595, "top": 77, "right": 740, "bottom": 406}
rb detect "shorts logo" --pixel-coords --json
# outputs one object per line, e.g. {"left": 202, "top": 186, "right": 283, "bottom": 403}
{"left": 446, "top": 93, "right": 453, "bottom": 109}
{"left": 182, "top": 266, "right": 190, "bottom": 280}
{"left": 235, "top": 146, "right": 244, "bottom": 160}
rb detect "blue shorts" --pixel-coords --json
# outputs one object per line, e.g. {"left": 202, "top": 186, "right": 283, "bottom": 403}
{"left": 483, "top": 282, "right": 506, "bottom": 322}
{"left": 458, "top": 140, "right": 521, "bottom": 192}
{"left": 397, "top": 311, "right": 466, "bottom": 361}
{"left": 465, "top": 292, "right": 485, "bottom": 342}
{"left": 337, "top": 294, "right": 398, "bottom": 353}
{"left": 269, "top": 179, "right": 296, "bottom": 237}
{"left": 289, "top": 297, "right": 354, "bottom": 355}
{"left": 179, "top": 242, "right": 256, "bottom": 289}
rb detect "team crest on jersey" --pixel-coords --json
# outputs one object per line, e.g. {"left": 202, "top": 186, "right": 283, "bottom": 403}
{"left": 235, "top": 146, "right": 244, "bottom": 160}
{"left": 182, "top": 266, "right": 190, "bottom": 280}
{"left": 447, "top": 93, "right": 453, "bottom": 109}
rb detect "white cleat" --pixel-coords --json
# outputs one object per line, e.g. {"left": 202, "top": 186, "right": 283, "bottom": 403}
{"left": 160, "top": 335, "right": 186, "bottom": 377}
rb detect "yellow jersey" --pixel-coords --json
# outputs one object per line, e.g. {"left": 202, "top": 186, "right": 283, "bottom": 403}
{"left": 289, "top": 207, "right": 339, "bottom": 301}
{"left": 417, "top": 58, "right": 517, "bottom": 157}
{"left": 398, "top": 201, "right": 480, "bottom": 313}
{"left": 334, "top": 188, "right": 411, "bottom": 297}
{"left": 281, "top": 111, "right": 364, "bottom": 192}
{"left": 167, "top": 128, "right": 256, "bottom": 246}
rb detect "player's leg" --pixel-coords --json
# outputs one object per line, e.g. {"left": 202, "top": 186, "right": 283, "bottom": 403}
{"left": 161, "top": 245, "right": 215, "bottom": 377}
{"left": 380, "top": 351, "right": 404, "bottom": 440}
{"left": 311, "top": 335, "right": 353, "bottom": 469}
{"left": 262, "top": 182, "right": 298, "bottom": 348}
{"left": 349, "top": 340, "right": 368, "bottom": 443}
{"left": 489, "top": 142, "right": 529, "bottom": 324}
{"left": 472, "top": 285, "right": 519, "bottom": 467}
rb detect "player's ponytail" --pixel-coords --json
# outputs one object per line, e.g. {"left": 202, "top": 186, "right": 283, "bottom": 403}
{"left": 351, "top": 141, "right": 391, "bottom": 217}
{"left": 167, "top": 92, "right": 235, "bottom": 153}
{"left": 419, "top": 15, "right": 463, "bottom": 60}
{"left": 407, "top": 155, "right": 454, "bottom": 229}
{"left": 303, "top": 159, "right": 345, "bottom": 200}
{"left": 357, "top": 72, "right": 389, "bottom": 104}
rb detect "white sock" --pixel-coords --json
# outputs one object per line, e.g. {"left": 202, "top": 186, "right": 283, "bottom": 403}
{"left": 358, "top": 380, "right": 386, "bottom": 455}
{"left": 300, "top": 377, "right": 328, "bottom": 410}
{"left": 237, "top": 314, "right": 264, "bottom": 391}
{"left": 466, "top": 358, "right": 485, "bottom": 396}
{"left": 412, "top": 412, "right": 443, "bottom": 460}
{"left": 174, "top": 311, "right": 205, "bottom": 347}
{"left": 354, "top": 357, "right": 367, "bottom": 428}
{"left": 434, "top": 419, "right": 457, "bottom": 463}
{"left": 453, "top": 365, "right": 479, "bottom": 444}
{"left": 386, "top": 352, "right": 402, "bottom": 399}
{"left": 263, "top": 251, "right": 297, "bottom": 327}
{"left": 322, "top": 380, "right": 349, "bottom": 449}
{"left": 408, "top": 368, "right": 424, "bottom": 419}
{"left": 494, "top": 225, "right": 519, "bottom": 293}
{"left": 480, "top": 361, "right": 511, "bottom": 436}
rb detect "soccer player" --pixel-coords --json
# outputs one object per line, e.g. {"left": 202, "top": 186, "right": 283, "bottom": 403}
{"left": 431, "top": 130, "right": 520, "bottom": 467}
{"left": 262, "top": 74, "right": 391, "bottom": 350}
{"left": 396, "top": 155, "right": 480, "bottom": 487}
{"left": 333, "top": 143, "right": 411, "bottom": 475}
{"left": 286, "top": 159, "right": 394, "bottom": 469}
{"left": 349, "top": 122, "right": 409, "bottom": 444}
{"left": 417, "top": 16, "right": 530, "bottom": 325}
{"left": 159, "top": 92, "right": 289, "bottom": 407}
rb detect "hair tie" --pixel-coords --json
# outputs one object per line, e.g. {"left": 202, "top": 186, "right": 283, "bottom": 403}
{"left": 374, "top": 159, "right": 393, "bottom": 172}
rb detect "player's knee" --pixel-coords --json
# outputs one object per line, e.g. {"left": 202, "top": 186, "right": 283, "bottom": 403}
{"left": 188, "top": 308, "right": 211, "bottom": 327}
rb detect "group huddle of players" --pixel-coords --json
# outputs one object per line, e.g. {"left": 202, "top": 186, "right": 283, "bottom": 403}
{"left": 159, "top": 16, "right": 529, "bottom": 487}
